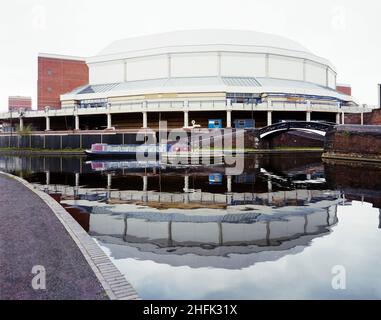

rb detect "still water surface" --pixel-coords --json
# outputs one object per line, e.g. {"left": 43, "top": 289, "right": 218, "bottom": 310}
{"left": 1, "top": 153, "right": 380, "bottom": 299}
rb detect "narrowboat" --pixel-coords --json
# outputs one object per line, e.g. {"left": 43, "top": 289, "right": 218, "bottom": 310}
{"left": 85, "top": 143, "right": 169, "bottom": 158}
{"left": 85, "top": 142, "right": 190, "bottom": 159}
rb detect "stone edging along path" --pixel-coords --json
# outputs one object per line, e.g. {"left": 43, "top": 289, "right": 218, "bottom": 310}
{"left": 0, "top": 172, "right": 140, "bottom": 300}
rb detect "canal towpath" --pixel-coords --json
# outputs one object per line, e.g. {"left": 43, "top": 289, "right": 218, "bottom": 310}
{"left": 0, "top": 172, "right": 139, "bottom": 300}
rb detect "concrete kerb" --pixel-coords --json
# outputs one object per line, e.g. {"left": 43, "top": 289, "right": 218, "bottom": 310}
{"left": 0, "top": 171, "right": 140, "bottom": 301}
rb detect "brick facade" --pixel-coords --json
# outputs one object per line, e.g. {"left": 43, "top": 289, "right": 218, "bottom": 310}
{"left": 38, "top": 55, "right": 89, "bottom": 110}
{"left": 336, "top": 84, "right": 352, "bottom": 96}
{"left": 8, "top": 96, "right": 32, "bottom": 111}
{"left": 324, "top": 125, "right": 381, "bottom": 161}
{"left": 344, "top": 109, "right": 381, "bottom": 125}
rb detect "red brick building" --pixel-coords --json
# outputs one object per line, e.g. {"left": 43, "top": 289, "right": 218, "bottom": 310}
{"left": 38, "top": 54, "right": 89, "bottom": 110}
{"left": 8, "top": 96, "right": 32, "bottom": 111}
{"left": 336, "top": 84, "right": 352, "bottom": 96}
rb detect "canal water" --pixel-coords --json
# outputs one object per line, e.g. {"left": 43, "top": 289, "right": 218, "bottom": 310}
{"left": 1, "top": 153, "right": 381, "bottom": 299}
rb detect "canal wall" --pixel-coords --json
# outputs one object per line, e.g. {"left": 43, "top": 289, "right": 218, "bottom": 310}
{"left": 0, "top": 129, "right": 257, "bottom": 151}
{"left": 324, "top": 158, "right": 381, "bottom": 209}
{"left": 0, "top": 132, "right": 148, "bottom": 150}
{"left": 323, "top": 125, "right": 381, "bottom": 162}
{"left": 258, "top": 131, "right": 324, "bottom": 149}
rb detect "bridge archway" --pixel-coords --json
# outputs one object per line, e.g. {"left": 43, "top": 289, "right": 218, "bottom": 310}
{"left": 257, "top": 121, "right": 334, "bottom": 139}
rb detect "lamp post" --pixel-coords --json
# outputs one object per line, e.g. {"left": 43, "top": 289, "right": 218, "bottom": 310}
{"left": 19, "top": 109, "right": 25, "bottom": 131}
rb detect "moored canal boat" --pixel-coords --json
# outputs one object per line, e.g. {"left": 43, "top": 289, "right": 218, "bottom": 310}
{"left": 85, "top": 143, "right": 169, "bottom": 158}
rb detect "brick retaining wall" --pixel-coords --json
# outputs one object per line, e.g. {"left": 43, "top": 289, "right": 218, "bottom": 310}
{"left": 323, "top": 125, "right": 381, "bottom": 161}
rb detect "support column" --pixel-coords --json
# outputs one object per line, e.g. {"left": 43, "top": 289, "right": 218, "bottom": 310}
{"left": 336, "top": 113, "right": 341, "bottom": 124}
{"left": 183, "top": 175, "right": 189, "bottom": 193}
{"left": 183, "top": 175, "right": 190, "bottom": 204}
{"left": 142, "top": 111, "right": 148, "bottom": 129}
{"left": 167, "top": 221, "right": 173, "bottom": 247}
{"left": 74, "top": 172, "right": 80, "bottom": 197}
{"left": 218, "top": 222, "right": 223, "bottom": 246}
{"left": 19, "top": 117, "right": 24, "bottom": 131}
{"left": 361, "top": 112, "right": 364, "bottom": 125}
{"left": 226, "top": 109, "right": 232, "bottom": 128}
{"left": 106, "top": 174, "right": 112, "bottom": 200}
{"left": 107, "top": 174, "right": 112, "bottom": 189}
{"left": 306, "top": 111, "right": 311, "bottom": 122}
{"left": 143, "top": 175, "right": 148, "bottom": 192}
{"left": 183, "top": 110, "right": 189, "bottom": 128}
{"left": 227, "top": 175, "right": 232, "bottom": 193}
{"left": 107, "top": 113, "right": 112, "bottom": 129}
{"left": 75, "top": 173, "right": 80, "bottom": 187}
{"left": 226, "top": 175, "right": 233, "bottom": 205}
{"left": 75, "top": 115, "right": 80, "bottom": 130}
{"left": 267, "top": 111, "right": 272, "bottom": 126}
{"left": 267, "top": 180, "right": 273, "bottom": 205}
{"left": 341, "top": 112, "right": 345, "bottom": 125}
{"left": 45, "top": 116, "right": 50, "bottom": 131}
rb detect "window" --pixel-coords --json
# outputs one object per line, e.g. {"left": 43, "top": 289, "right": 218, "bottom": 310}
{"left": 47, "top": 87, "right": 52, "bottom": 93}
{"left": 47, "top": 69, "right": 53, "bottom": 76}
{"left": 227, "top": 93, "right": 260, "bottom": 104}
{"left": 78, "top": 98, "right": 108, "bottom": 109}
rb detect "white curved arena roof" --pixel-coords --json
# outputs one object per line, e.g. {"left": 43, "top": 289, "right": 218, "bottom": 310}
{"left": 97, "top": 29, "right": 311, "bottom": 56}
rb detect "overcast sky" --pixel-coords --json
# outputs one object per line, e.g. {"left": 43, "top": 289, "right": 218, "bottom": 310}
{"left": 0, "top": 0, "right": 380, "bottom": 111}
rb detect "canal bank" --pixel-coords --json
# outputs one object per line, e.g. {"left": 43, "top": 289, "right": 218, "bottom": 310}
{"left": 0, "top": 147, "right": 323, "bottom": 156}
{"left": 0, "top": 172, "right": 139, "bottom": 300}
{"left": 323, "top": 125, "right": 381, "bottom": 162}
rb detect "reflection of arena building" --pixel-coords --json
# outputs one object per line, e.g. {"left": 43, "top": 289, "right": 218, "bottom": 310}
{"left": 82, "top": 199, "right": 339, "bottom": 269}
{"left": 0, "top": 30, "right": 372, "bottom": 131}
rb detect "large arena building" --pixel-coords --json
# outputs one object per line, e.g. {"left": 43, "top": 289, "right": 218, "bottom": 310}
{"left": 0, "top": 30, "right": 374, "bottom": 131}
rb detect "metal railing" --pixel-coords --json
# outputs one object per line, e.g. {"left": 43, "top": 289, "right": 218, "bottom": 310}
{"left": 0, "top": 99, "right": 375, "bottom": 120}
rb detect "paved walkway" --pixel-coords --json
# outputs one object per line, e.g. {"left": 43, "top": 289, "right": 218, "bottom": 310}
{"left": 0, "top": 174, "right": 107, "bottom": 300}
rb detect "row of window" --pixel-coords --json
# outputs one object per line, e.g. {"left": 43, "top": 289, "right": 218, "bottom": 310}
{"left": 78, "top": 99, "right": 108, "bottom": 109}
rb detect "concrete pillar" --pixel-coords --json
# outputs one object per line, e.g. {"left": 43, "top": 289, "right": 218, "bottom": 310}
{"left": 75, "top": 173, "right": 80, "bottom": 187}
{"left": 218, "top": 222, "right": 223, "bottom": 246}
{"left": 107, "top": 113, "right": 112, "bottom": 129}
{"left": 107, "top": 174, "right": 112, "bottom": 189}
{"left": 267, "top": 111, "right": 272, "bottom": 126}
{"left": 75, "top": 115, "right": 80, "bottom": 130}
{"left": 341, "top": 112, "right": 345, "bottom": 125}
{"left": 74, "top": 172, "right": 80, "bottom": 197}
{"left": 361, "top": 112, "right": 364, "bottom": 125}
{"left": 143, "top": 175, "right": 148, "bottom": 192}
{"left": 226, "top": 109, "right": 232, "bottom": 128}
{"left": 183, "top": 111, "right": 189, "bottom": 128}
{"left": 167, "top": 221, "right": 173, "bottom": 247}
{"left": 336, "top": 113, "right": 341, "bottom": 124}
{"left": 266, "top": 221, "right": 271, "bottom": 246}
{"left": 45, "top": 116, "right": 50, "bottom": 131}
{"left": 142, "top": 111, "right": 148, "bottom": 129}
{"left": 46, "top": 171, "right": 50, "bottom": 185}
{"left": 19, "top": 117, "right": 24, "bottom": 131}
{"left": 183, "top": 175, "right": 189, "bottom": 193}
{"left": 306, "top": 111, "right": 311, "bottom": 122}
{"left": 227, "top": 175, "right": 232, "bottom": 193}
